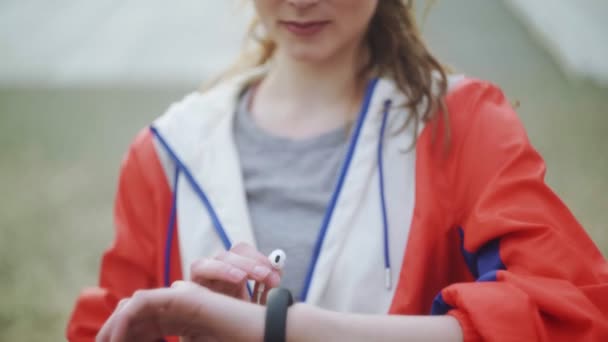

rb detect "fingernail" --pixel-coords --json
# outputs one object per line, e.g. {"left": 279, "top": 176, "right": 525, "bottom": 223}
{"left": 117, "top": 298, "right": 130, "bottom": 312}
{"left": 229, "top": 268, "right": 247, "bottom": 281}
{"left": 171, "top": 280, "right": 186, "bottom": 288}
{"left": 253, "top": 266, "right": 271, "bottom": 278}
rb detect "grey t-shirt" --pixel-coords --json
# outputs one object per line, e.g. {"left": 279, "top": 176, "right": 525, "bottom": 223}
{"left": 233, "top": 89, "right": 348, "bottom": 297}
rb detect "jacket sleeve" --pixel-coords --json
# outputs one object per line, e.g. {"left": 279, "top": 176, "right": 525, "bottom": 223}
{"left": 66, "top": 129, "right": 167, "bottom": 341}
{"left": 434, "top": 81, "right": 608, "bottom": 341}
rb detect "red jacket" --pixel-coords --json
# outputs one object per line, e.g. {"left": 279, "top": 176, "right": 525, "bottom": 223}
{"left": 67, "top": 74, "right": 608, "bottom": 341}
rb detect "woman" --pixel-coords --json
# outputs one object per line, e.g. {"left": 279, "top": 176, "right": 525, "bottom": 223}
{"left": 69, "top": 0, "right": 608, "bottom": 341}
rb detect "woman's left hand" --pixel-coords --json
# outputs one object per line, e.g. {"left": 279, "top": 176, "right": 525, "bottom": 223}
{"left": 95, "top": 280, "right": 465, "bottom": 342}
{"left": 96, "top": 281, "right": 264, "bottom": 342}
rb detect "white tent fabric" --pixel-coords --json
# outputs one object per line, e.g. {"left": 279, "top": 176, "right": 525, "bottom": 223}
{"left": 505, "top": 0, "right": 608, "bottom": 86}
{"left": 1, "top": 0, "right": 606, "bottom": 86}
{"left": 0, "top": 0, "right": 252, "bottom": 86}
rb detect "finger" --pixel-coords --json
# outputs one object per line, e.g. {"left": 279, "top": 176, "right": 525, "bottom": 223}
{"left": 217, "top": 251, "right": 274, "bottom": 282}
{"left": 96, "top": 298, "right": 131, "bottom": 342}
{"left": 218, "top": 250, "right": 282, "bottom": 288}
{"left": 190, "top": 258, "right": 248, "bottom": 286}
{"left": 171, "top": 279, "right": 207, "bottom": 292}
{"left": 171, "top": 280, "right": 191, "bottom": 289}
{"left": 229, "top": 244, "right": 283, "bottom": 287}
{"left": 171, "top": 280, "right": 185, "bottom": 288}
{"left": 116, "top": 298, "right": 130, "bottom": 312}
{"left": 100, "top": 287, "right": 208, "bottom": 341}
{"left": 96, "top": 315, "right": 113, "bottom": 342}
{"left": 109, "top": 289, "right": 174, "bottom": 341}
{"left": 265, "top": 271, "right": 282, "bottom": 288}
{"left": 206, "top": 279, "right": 245, "bottom": 298}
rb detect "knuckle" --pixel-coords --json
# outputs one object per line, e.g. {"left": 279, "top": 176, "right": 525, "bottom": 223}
{"left": 223, "top": 251, "right": 239, "bottom": 263}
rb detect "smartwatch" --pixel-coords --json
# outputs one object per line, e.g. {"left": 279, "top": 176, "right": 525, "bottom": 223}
{"left": 264, "top": 287, "right": 294, "bottom": 342}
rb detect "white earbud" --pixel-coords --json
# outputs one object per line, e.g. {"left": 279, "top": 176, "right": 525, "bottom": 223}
{"left": 268, "top": 249, "right": 286, "bottom": 270}
{"left": 256, "top": 249, "right": 286, "bottom": 304}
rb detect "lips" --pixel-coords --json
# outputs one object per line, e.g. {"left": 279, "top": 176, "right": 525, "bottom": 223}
{"left": 280, "top": 20, "right": 329, "bottom": 37}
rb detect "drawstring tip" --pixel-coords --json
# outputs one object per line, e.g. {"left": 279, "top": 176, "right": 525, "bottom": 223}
{"left": 385, "top": 268, "right": 392, "bottom": 290}
{"left": 256, "top": 283, "right": 265, "bottom": 304}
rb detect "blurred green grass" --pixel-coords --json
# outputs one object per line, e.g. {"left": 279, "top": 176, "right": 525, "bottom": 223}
{"left": 0, "top": 86, "right": 187, "bottom": 341}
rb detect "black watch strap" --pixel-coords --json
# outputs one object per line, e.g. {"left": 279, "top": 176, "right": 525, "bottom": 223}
{"left": 264, "top": 287, "right": 294, "bottom": 342}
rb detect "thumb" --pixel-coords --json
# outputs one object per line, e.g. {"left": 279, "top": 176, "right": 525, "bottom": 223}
{"left": 171, "top": 280, "right": 204, "bottom": 292}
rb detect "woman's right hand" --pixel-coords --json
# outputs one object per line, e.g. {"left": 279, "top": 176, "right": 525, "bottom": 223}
{"left": 189, "top": 242, "right": 281, "bottom": 303}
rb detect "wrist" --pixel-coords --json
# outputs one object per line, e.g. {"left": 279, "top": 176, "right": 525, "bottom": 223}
{"left": 233, "top": 302, "right": 266, "bottom": 342}
{"left": 251, "top": 304, "right": 266, "bottom": 342}
{"left": 286, "top": 304, "right": 338, "bottom": 342}
{"left": 199, "top": 289, "right": 266, "bottom": 342}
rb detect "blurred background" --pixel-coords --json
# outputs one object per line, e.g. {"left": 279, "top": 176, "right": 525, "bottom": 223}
{"left": 1, "top": 0, "right": 606, "bottom": 340}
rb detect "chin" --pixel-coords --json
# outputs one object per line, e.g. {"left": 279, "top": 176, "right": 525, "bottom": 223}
{"left": 284, "top": 44, "right": 338, "bottom": 65}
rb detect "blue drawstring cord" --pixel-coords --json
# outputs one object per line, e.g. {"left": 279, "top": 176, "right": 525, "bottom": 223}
{"left": 161, "top": 165, "right": 180, "bottom": 342}
{"left": 152, "top": 100, "right": 394, "bottom": 340}
{"left": 152, "top": 126, "right": 254, "bottom": 298}
{"left": 378, "top": 99, "right": 392, "bottom": 290}
{"left": 300, "top": 78, "right": 380, "bottom": 301}
{"left": 163, "top": 165, "right": 181, "bottom": 287}
{"left": 157, "top": 91, "right": 393, "bottom": 306}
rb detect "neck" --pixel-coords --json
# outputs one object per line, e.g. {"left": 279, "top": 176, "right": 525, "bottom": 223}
{"left": 249, "top": 43, "right": 370, "bottom": 139}
{"left": 258, "top": 43, "right": 370, "bottom": 113}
